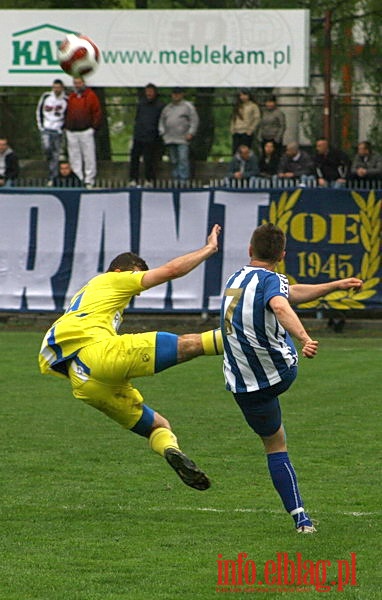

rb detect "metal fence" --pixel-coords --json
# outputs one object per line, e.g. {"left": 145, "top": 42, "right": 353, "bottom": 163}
{"left": 12, "top": 177, "right": 382, "bottom": 190}
{"left": 2, "top": 88, "right": 382, "bottom": 163}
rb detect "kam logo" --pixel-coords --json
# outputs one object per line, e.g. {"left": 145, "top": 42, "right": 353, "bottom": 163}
{"left": 9, "top": 24, "right": 76, "bottom": 74}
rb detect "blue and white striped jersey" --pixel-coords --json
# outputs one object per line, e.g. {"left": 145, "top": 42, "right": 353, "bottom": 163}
{"left": 221, "top": 266, "right": 298, "bottom": 393}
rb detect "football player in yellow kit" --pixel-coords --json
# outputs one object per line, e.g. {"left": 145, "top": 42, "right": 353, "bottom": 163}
{"left": 39, "top": 224, "right": 222, "bottom": 491}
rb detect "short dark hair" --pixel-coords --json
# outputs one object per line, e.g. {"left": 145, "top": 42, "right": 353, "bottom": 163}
{"left": 359, "top": 140, "right": 372, "bottom": 152}
{"left": 250, "top": 223, "right": 285, "bottom": 263}
{"left": 53, "top": 79, "right": 64, "bottom": 86}
{"left": 107, "top": 252, "right": 148, "bottom": 272}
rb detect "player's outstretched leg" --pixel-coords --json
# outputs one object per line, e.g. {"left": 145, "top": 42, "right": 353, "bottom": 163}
{"left": 177, "top": 329, "right": 223, "bottom": 363}
{"left": 148, "top": 415, "right": 210, "bottom": 491}
{"left": 68, "top": 344, "right": 212, "bottom": 491}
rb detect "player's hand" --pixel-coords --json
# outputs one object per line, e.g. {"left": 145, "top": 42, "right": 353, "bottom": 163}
{"left": 336, "top": 277, "right": 363, "bottom": 291}
{"left": 207, "top": 224, "right": 222, "bottom": 253}
{"left": 302, "top": 339, "right": 318, "bottom": 359}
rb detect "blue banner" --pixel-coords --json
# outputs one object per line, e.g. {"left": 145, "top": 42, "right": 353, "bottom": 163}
{"left": 0, "top": 187, "right": 380, "bottom": 312}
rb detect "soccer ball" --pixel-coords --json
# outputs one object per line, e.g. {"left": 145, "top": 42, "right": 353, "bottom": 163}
{"left": 57, "top": 33, "right": 100, "bottom": 78}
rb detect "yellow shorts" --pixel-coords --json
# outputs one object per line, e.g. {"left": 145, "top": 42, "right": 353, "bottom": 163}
{"left": 68, "top": 332, "right": 157, "bottom": 430}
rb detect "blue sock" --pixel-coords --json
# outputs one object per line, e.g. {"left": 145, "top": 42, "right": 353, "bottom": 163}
{"left": 267, "top": 451, "right": 312, "bottom": 528}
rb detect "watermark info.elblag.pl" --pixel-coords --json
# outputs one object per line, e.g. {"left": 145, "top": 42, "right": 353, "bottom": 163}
{"left": 216, "top": 552, "right": 357, "bottom": 593}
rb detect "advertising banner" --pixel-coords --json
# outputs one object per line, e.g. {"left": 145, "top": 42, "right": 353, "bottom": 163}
{"left": 0, "top": 9, "right": 309, "bottom": 87}
{"left": 0, "top": 187, "right": 380, "bottom": 313}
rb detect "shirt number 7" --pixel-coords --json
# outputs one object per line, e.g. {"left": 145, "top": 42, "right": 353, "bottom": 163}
{"left": 224, "top": 288, "right": 243, "bottom": 335}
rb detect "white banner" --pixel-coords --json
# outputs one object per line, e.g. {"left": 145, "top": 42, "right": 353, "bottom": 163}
{"left": 0, "top": 9, "right": 310, "bottom": 87}
{"left": 0, "top": 189, "right": 269, "bottom": 312}
{"left": 1, "top": 188, "right": 381, "bottom": 312}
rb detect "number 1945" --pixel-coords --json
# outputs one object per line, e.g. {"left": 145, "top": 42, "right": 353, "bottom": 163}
{"left": 297, "top": 252, "right": 354, "bottom": 279}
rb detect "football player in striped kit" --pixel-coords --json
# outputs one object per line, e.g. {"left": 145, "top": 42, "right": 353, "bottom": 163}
{"left": 221, "top": 222, "right": 362, "bottom": 533}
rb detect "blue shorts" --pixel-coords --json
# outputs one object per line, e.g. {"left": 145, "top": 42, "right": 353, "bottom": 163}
{"left": 233, "top": 367, "right": 297, "bottom": 437}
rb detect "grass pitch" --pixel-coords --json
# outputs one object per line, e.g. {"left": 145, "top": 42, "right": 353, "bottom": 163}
{"left": 0, "top": 331, "right": 381, "bottom": 599}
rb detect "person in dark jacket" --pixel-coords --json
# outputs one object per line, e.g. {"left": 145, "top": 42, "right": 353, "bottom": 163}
{"left": 0, "top": 138, "right": 19, "bottom": 187}
{"left": 226, "top": 144, "right": 259, "bottom": 186}
{"left": 278, "top": 142, "right": 315, "bottom": 186}
{"left": 314, "top": 139, "right": 350, "bottom": 188}
{"left": 129, "top": 83, "right": 165, "bottom": 187}
{"left": 350, "top": 141, "right": 382, "bottom": 182}
{"left": 259, "top": 140, "right": 280, "bottom": 178}
{"left": 52, "top": 161, "right": 82, "bottom": 187}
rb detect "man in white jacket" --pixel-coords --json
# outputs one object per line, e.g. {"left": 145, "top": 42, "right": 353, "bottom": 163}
{"left": 159, "top": 87, "right": 199, "bottom": 182}
{"left": 36, "top": 79, "right": 67, "bottom": 185}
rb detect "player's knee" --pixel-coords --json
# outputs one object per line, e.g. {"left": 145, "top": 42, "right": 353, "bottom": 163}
{"left": 152, "top": 412, "right": 171, "bottom": 431}
{"left": 177, "top": 334, "right": 203, "bottom": 363}
{"left": 262, "top": 426, "right": 287, "bottom": 453}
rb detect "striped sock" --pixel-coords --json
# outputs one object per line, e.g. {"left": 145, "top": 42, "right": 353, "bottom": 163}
{"left": 267, "top": 451, "right": 312, "bottom": 528}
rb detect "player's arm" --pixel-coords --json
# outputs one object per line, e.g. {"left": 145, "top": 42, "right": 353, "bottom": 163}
{"left": 36, "top": 94, "right": 45, "bottom": 131}
{"left": 288, "top": 277, "right": 363, "bottom": 305}
{"left": 269, "top": 295, "right": 318, "bottom": 358}
{"left": 141, "top": 224, "right": 221, "bottom": 289}
{"left": 91, "top": 91, "right": 102, "bottom": 129}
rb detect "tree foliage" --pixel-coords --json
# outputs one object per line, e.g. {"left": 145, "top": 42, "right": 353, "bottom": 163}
{"left": 142, "top": 0, "right": 382, "bottom": 150}
{"left": 2, "top": 0, "right": 382, "bottom": 162}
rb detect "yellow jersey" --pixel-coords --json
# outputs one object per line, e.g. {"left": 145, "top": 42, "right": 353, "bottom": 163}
{"left": 39, "top": 270, "right": 146, "bottom": 378}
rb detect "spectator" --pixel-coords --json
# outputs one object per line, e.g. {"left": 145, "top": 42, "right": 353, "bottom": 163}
{"left": 230, "top": 88, "right": 261, "bottom": 154}
{"left": 258, "top": 140, "right": 280, "bottom": 178}
{"left": 129, "top": 83, "right": 165, "bottom": 188}
{"left": 0, "top": 138, "right": 19, "bottom": 187}
{"left": 350, "top": 141, "right": 382, "bottom": 182}
{"left": 159, "top": 87, "right": 199, "bottom": 182}
{"left": 36, "top": 79, "right": 67, "bottom": 186}
{"left": 278, "top": 142, "right": 315, "bottom": 186}
{"left": 314, "top": 139, "right": 350, "bottom": 188}
{"left": 226, "top": 144, "right": 259, "bottom": 186}
{"left": 258, "top": 95, "right": 286, "bottom": 158}
{"left": 52, "top": 161, "right": 82, "bottom": 187}
{"left": 65, "top": 77, "right": 102, "bottom": 189}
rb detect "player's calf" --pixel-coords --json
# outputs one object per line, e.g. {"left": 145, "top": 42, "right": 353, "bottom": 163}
{"left": 148, "top": 423, "right": 211, "bottom": 491}
{"left": 177, "top": 329, "right": 223, "bottom": 362}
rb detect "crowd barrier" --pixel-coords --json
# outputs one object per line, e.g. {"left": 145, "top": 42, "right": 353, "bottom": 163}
{"left": 13, "top": 176, "right": 382, "bottom": 191}
{"left": 0, "top": 186, "right": 381, "bottom": 313}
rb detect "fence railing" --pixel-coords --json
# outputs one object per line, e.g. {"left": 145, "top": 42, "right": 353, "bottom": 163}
{"left": 11, "top": 177, "right": 382, "bottom": 190}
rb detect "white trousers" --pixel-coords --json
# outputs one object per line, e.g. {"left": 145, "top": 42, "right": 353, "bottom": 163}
{"left": 66, "top": 128, "right": 97, "bottom": 186}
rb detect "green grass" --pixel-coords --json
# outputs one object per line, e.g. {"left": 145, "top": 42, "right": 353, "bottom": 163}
{"left": 0, "top": 332, "right": 381, "bottom": 599}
